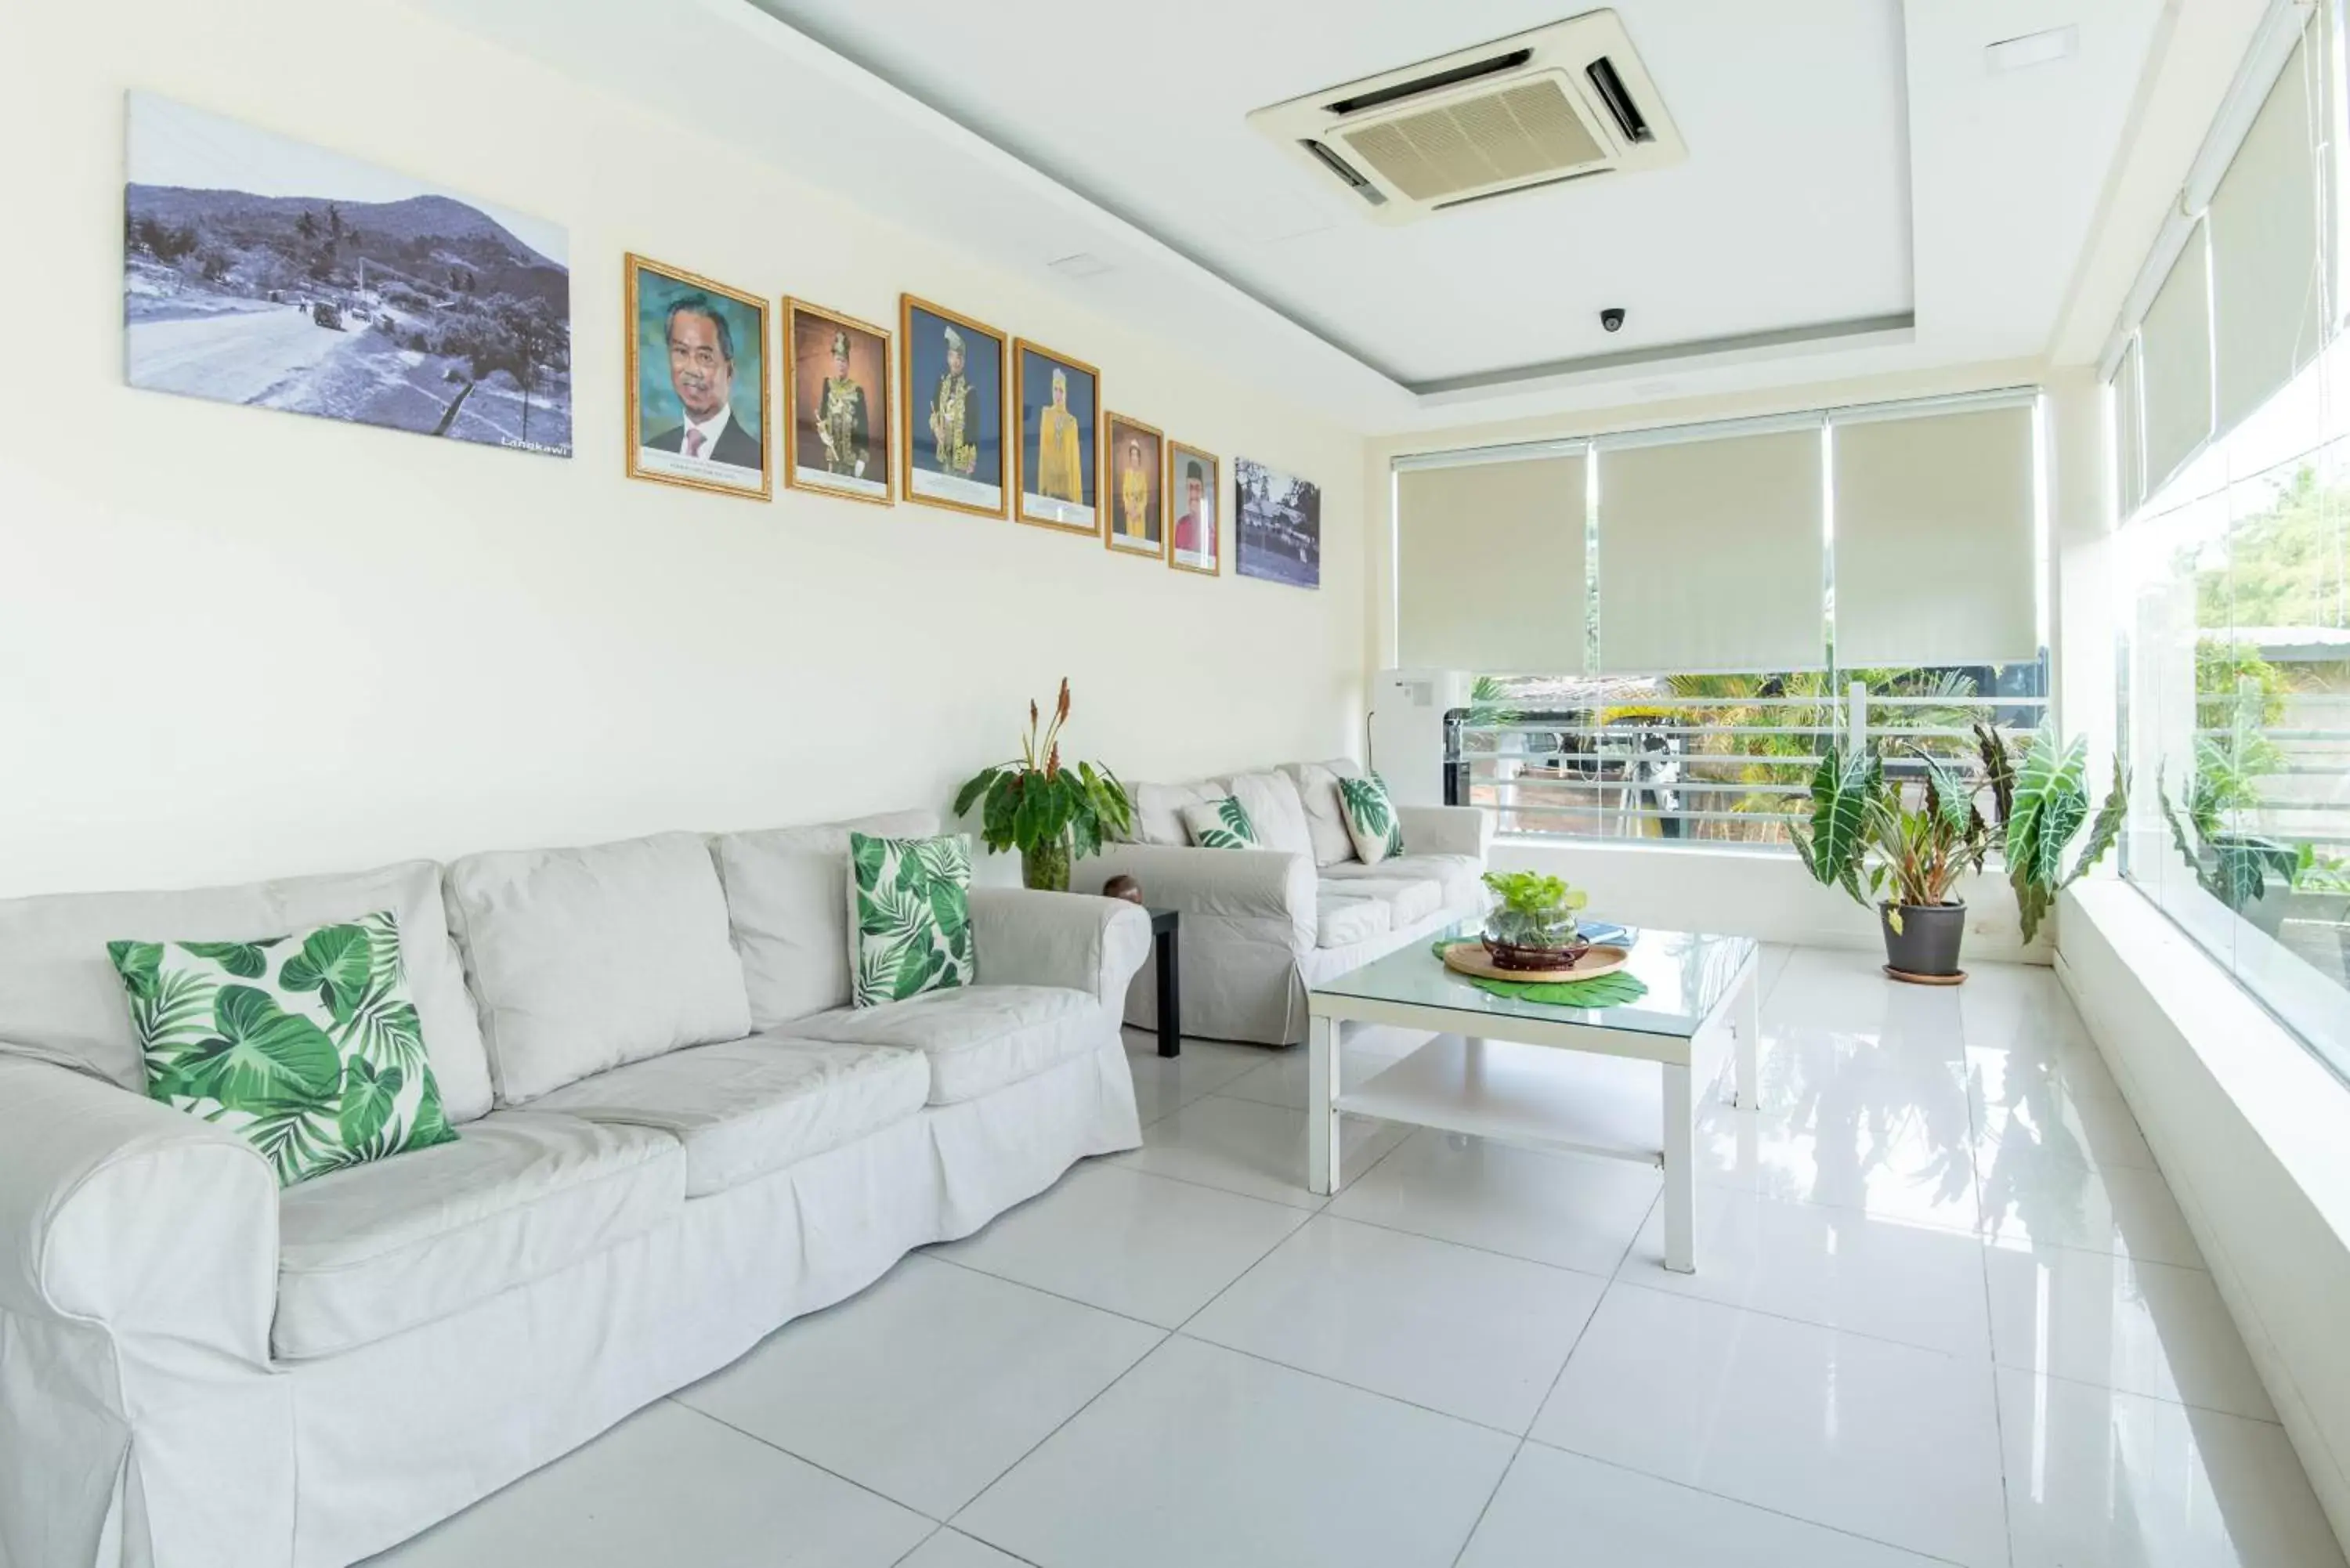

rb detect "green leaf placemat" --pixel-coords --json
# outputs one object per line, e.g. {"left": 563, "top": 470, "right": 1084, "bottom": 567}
{"left": 1429, "top": 939, "right": 1650, "bottom": 1009}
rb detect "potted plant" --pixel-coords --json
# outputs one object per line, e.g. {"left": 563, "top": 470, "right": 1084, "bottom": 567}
{"left": 953, "top": 678, "right": 1134, "bottom": 893}
{"left": 1795, "top": 725, "right": 2124, "bottom": 979}
{"left": 1479, "top": 869, "right": 1591, "bottom": 971}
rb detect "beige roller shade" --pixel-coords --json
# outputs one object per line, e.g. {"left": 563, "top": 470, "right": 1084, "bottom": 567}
{"left": 2211, "top": 38, "right": 2323, "bottom": 433}
{"left": 2140, "top": 226, "right": 2213, "bottom": 494}
{"left": 1832, "top": 405, "right": 2040, "bottom": 667}
{"left": 1396, "top": 454, "right": 1586, "bottom": 672}
{"left": 2114, "top": 341, "right": 2146, "bottom": 518}
{"left": 1595, "top": 427, "right": 1824, "bottom": 674}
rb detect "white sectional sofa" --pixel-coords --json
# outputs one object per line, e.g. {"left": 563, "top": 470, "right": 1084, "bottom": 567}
{"left": 0, "top": 809, "right": 1149, "bottom": 1568}
{"left": 1092, "top": 760, "right": 1493, "bottom": 1045}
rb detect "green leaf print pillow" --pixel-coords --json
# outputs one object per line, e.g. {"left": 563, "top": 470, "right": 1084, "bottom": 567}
{"left": 848, "top": 831, "right": 977, "bottom": 1008}
{"left": 1337, "top": 775, "right": 1406, "bottom": 865}
{"left": 1180, "top": 796, "right": 1259, "bottom": 850}
{"left": 107, "top": 910, "right": 457, "bottom": 1187}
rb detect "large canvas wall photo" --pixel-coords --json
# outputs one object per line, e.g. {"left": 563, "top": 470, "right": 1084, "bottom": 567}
{"left": 123, "top": 92, "right": 573, "bottom": 457}
{"left": 1235, "top": 457, "right": 1321, "bottom": 588}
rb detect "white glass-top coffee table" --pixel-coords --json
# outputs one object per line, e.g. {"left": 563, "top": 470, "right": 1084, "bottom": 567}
{"left": 1307, "top": 927, "right": 1760, "bottom": 1274}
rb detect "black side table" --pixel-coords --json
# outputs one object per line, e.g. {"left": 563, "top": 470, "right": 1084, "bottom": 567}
{"left": 1146, "top": 906, "right": 1180, "bottom": 1057}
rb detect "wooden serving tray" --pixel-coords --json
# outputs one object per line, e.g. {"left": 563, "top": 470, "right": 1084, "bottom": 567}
{"left": 1438, "top": 941, "right": 1632, "bottom": 984}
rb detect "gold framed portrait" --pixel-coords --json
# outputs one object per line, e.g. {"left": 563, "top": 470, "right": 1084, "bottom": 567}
{"left": 783, "top": 298, "right": 895, "bottom": 508}
{"left": 624, "top": 255, "right": 771, "bottom": 500}
{"left": 1167, "top": 442, "right": 1221, "bottom": 576}
{"left": 899, "top": 294, "right": 1008, "bottom": 519}
{"left": 1011, "top": 338, "right": 1101, "bottom": 535}
{"left": 1104, "top": 413, "right": 1166, "bottom": 561}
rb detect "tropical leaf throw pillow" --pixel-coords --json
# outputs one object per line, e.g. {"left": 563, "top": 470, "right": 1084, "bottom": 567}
{"left": 107, "top": 911, "right": 457, "bottom": 1187}
{"left": 1337, "top": 775, "right": 1406, "bottom": 865}
{"left": 848, "top": 831, "right": 976, "bottom": 1008}
{"left": 1180, "top": 796, "right": 1259, "bottom": 850}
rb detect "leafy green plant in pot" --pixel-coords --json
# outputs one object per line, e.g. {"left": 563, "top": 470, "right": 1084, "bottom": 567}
{"left": 1794, "top": 724, "right": 2124, "bottom": 979}
{"left": 953, "top": 677, "right": 1134, "bottom": 893}
{"left": 1479, "top": 869, "right": 1591, "bottom": 972}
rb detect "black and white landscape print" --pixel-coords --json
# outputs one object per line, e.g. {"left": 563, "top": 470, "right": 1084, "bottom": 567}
{"left": 124, "top": 93, "right": 571, "bottom": 456}
{"left": 1235, "top": 457, "right": 1321, "bottom": 589}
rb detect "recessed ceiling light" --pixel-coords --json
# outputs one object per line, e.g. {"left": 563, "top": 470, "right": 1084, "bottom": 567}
{"left": 1986, "top": 25, "right": 2078, "bottom": 74}
{"left": 1047, "top": 252, "right": 1113, "bottom": 280}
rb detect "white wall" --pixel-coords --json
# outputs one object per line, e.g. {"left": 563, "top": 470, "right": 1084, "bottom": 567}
{"left": 0, "top": 0, "right": 1366, "bottom": 898}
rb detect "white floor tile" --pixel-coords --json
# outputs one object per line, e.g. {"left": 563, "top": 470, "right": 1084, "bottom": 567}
{"left": 674, "top": 1255, "right": 1163, "bottom": 1518}
{"left": 1122, "top": 1034, "right": 1264, "bottom": 1125}
{"left": 1976, "top": 1074, "right": 2158, "bottom": 1171}
{"left": 1979, "top": 1154, "right": 2207, "bottom": 1266}
{"left": 1998, "top": 1367, "right": 2346, "bottom": 1568}
{"left": 1695, "top": 1093, "right": 1982, "bottom": 1234}
{"left": 932, "top": 1162, "right": 1309, "bottom": 1328}
{"left": 1617, "top": 1184, "right": 1993, "bottom": 1358}
{"left": 1184, "top": 1213, "right": 1605, "bottom": 1433}
{"left": 1213, "top": 1034, "right": 1417, "bottom": 1111}
{"left": 1533, "top": 1288, "right": 2008, "bottom": 1568}
{"left": 955, "top": 1336, "right": 1517, "bottom": 1568}
{"left": 1325, "top": 1128, "right": 1660, "bottom": 1276}
{"left": 363, "top": 1400, "right": 928, "bottom": 1567}
{"left": 1110, "top": 1092, "right": 1408, "bottom": 1209}
{"left": 894, "top": 1528, "right": 1034, "bottom": 1568}
{"left": 1984, "top": 1245, "right": 2277, "bottom": 1422}
{"left": 1457, "top": 1442, "right": 1950, "bottom": 1567}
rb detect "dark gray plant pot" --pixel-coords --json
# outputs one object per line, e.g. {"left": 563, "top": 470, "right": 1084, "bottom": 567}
{"left": 1881, "top": 901, "right": 1966, "bottom": 977}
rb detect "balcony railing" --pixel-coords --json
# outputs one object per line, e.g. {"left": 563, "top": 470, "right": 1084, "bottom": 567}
{"left": 1444, "top": 683, "right": 2049, "bottom": 847}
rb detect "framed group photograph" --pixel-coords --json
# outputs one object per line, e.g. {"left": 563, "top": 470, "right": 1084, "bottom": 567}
{"left": 626, "top": 255, "right": 769, "bottom": 498}
{"left": 1013, "top": 340, "right": 1100, "bottom": 533}
{"left": 1236, "top": 456, "right": 1321, "bottom": 589}
{"left": 899, "top": 295, "right": 1007, "bottom": 518}
{"left": 1105, "top": 414, "right": 1165, "bottom": 559}
{"left": 786, "top": 298, "right": 894, "bottom": 506}
{"left": 1168, "top": 443, "right": 1220, "bottom": 576}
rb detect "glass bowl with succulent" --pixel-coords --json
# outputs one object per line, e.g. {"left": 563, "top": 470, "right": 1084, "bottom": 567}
{"left": 1480, "top": 870, "right": 1592, "bottom": 971}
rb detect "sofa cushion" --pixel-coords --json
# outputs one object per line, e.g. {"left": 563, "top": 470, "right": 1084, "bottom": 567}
{"left": 794, "top": 984, "right": 1108, "bottom": 1104}
{"left": 272, "top": 1110, "right": 682, "bottom": 1360}
{"left": 1329, "top": 876, "right": 1444, "bottom": 928}
{"left": 1282, "top": 760, "right": 1364, "bottom": 867}
{"left": 1319, "top": 854, "right": 1485, "bottom": 912}
{"left": 1125, "top": 782, "right": 1214, "bottom": 847}
{"left": 445, "top": 833, "right": 752, "bottom": 1105}
{"left": 1315, "top": 895, "right": 1392, "bottom": 949}
{"left": 0, "top": 859, "right": 497, "bottom": 1123}
{"left": 1218, "top": 771, "right": 1314, "bottom": 858}
{"left": 710, "top": 810, "right": 938, "bottom": 1030}
{"left": 1338, "top": 775, "right": 1407, "bottom": 865}
{"left": 532, "top": 1035, "right": 927, "bottom": 1197}
{"left": 1180, "top": 796, "right": 1259, "bottom": 849}
{"left": 848, "top": 832, "right": 976, "bottom": 1008}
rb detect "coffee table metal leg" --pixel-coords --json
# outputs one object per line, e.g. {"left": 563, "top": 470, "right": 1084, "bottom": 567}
{"left": 1307, "top": 1013, "right": 1339, "bottom": 1196}
{"left": 1155, "top": 924, "right": 1180, "bottom": 1059}
{"left": 1662, "top": 1061, "right": 1695, "bottom": 1274}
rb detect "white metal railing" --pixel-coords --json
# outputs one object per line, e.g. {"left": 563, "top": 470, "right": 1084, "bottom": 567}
{"left": 1448, "top": 682, "right": 2048, "bottom": 847}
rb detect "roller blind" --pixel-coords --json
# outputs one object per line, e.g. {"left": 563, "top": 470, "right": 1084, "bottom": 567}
{"left": 2140, "top": 225, "right": 2213, "bottom": 493}
{"left": 2114, "top": 341, "right": 2145, "bottom": 518}
{"left": 2211, "top": 39, "right": 2323, "bottom": 432}
{"left": 1595, "top": 427, "right": 1824, "bottom": 674}
{"left": 1832, "top": 405, "right": 2039, "bottom": 667}
{"left": 1396, "top": 455, "right": 1586, "bottom": 672}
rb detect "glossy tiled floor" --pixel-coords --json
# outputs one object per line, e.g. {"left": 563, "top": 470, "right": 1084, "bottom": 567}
{"left": 372, "top": 947, "right": 2347, "bottom": 1568}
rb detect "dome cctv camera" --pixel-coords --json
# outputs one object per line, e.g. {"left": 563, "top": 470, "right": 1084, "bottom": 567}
{"left": 1600, "top": 307, "right": 1625, "bottom": 333}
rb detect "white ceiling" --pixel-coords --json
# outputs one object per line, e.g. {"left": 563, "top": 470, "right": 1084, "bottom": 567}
{"left": 407, "top": 0, "right": 2166, "bottom": 432}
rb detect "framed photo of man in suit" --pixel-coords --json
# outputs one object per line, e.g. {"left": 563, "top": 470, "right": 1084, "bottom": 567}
{"left": 785, "top": 298, "right": 894, "bottom": 507}
{"left": 625, "top": 255, "right": 769, "bottom": 500}
{"left": 1013, "top": 340, "right": 1100, "bottom": 535}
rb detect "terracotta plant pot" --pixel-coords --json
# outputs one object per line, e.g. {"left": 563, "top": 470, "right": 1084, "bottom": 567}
{"left": 1881, "top": 901, "right": 1965, "bottom": 978}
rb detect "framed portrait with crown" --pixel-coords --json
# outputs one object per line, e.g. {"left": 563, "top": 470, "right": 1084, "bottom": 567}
{"left": 898, "top": 295, "right": 1007, "bottom": 519}
{"left": 784, "top": 298, "right": 894, "bottom": 507}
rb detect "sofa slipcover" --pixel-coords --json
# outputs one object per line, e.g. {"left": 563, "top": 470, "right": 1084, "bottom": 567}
{"left": 532, "top": 1035, "right": 929, "bottom": 1196}
{"left": 1316, "top": 896, "right": 1392, "bottom": 948}
{"left": 1282, "top": 758, "right": 1364, "bottom": 867}
{"left": 710, "top": 808, "right": 939, "bottom": 1028}
{"left": 794, "top": 985, "right": 1108, "bottom": 1104}
{"left": 444, "top": 832, "right": 754, "bottom": 1104}
{"left": 1217, "top": 769, "right": 1315, "bottom": 857}
{"left": 273, "top": 1111, "right": 683, "bottom": 1360}
{"left": 1318, "top": 852, "right": 1484, "bottom": 912}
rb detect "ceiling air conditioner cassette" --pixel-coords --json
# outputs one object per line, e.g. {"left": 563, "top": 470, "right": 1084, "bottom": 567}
{"left": 1248, "top": 9, "right": 1686, "bottom": 226}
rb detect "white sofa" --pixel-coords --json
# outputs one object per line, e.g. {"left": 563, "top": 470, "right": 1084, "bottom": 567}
{"left": 0, "top": 809, "right": 1149, "bottom": 1568}
{"left": 1091, "top": 760, "right": 1493, "bottom": 1045}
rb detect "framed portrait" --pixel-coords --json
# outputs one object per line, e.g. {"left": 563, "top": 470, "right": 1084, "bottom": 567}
{"left": 624, "top": 255, "right": 769, "bottom": 499}
{"left": 127, "top": 92, "right": 573, "bottom": 458}
{"left": 1012, "top": 339, "right": 1100, "bottom": 534}
{"left": 1104, "top": 414, "right": 1166, "bottom": 560}
{"left": 899, "top": 295, "right": 1007, "bottom": 518}
{"left": 785, "top": 298, "right": 894, "bottom": 506}
{"left": 1236, "top": 457, "right": 1321, "bottom": 590}
{"left": 1167, "top": 443, "right": 1220, "bottom": 576}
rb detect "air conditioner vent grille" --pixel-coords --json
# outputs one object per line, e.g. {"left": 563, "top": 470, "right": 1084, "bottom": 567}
{"left": 1339, "top": 77, "right": 1607, "bottom": 202}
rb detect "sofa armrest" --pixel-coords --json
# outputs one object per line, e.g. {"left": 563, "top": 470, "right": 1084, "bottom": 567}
{"left": 1398, "top": 804, "right": 1493, "bottom": 862}
{"left": 1088, "top": 844, "right": 1316, "bottom": 940}
{"left": 0, "top": 1054, "right": 277, "bottom": 1352}
{"left": 968, "top": 889, "right": 1152, "bottom": 1007}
